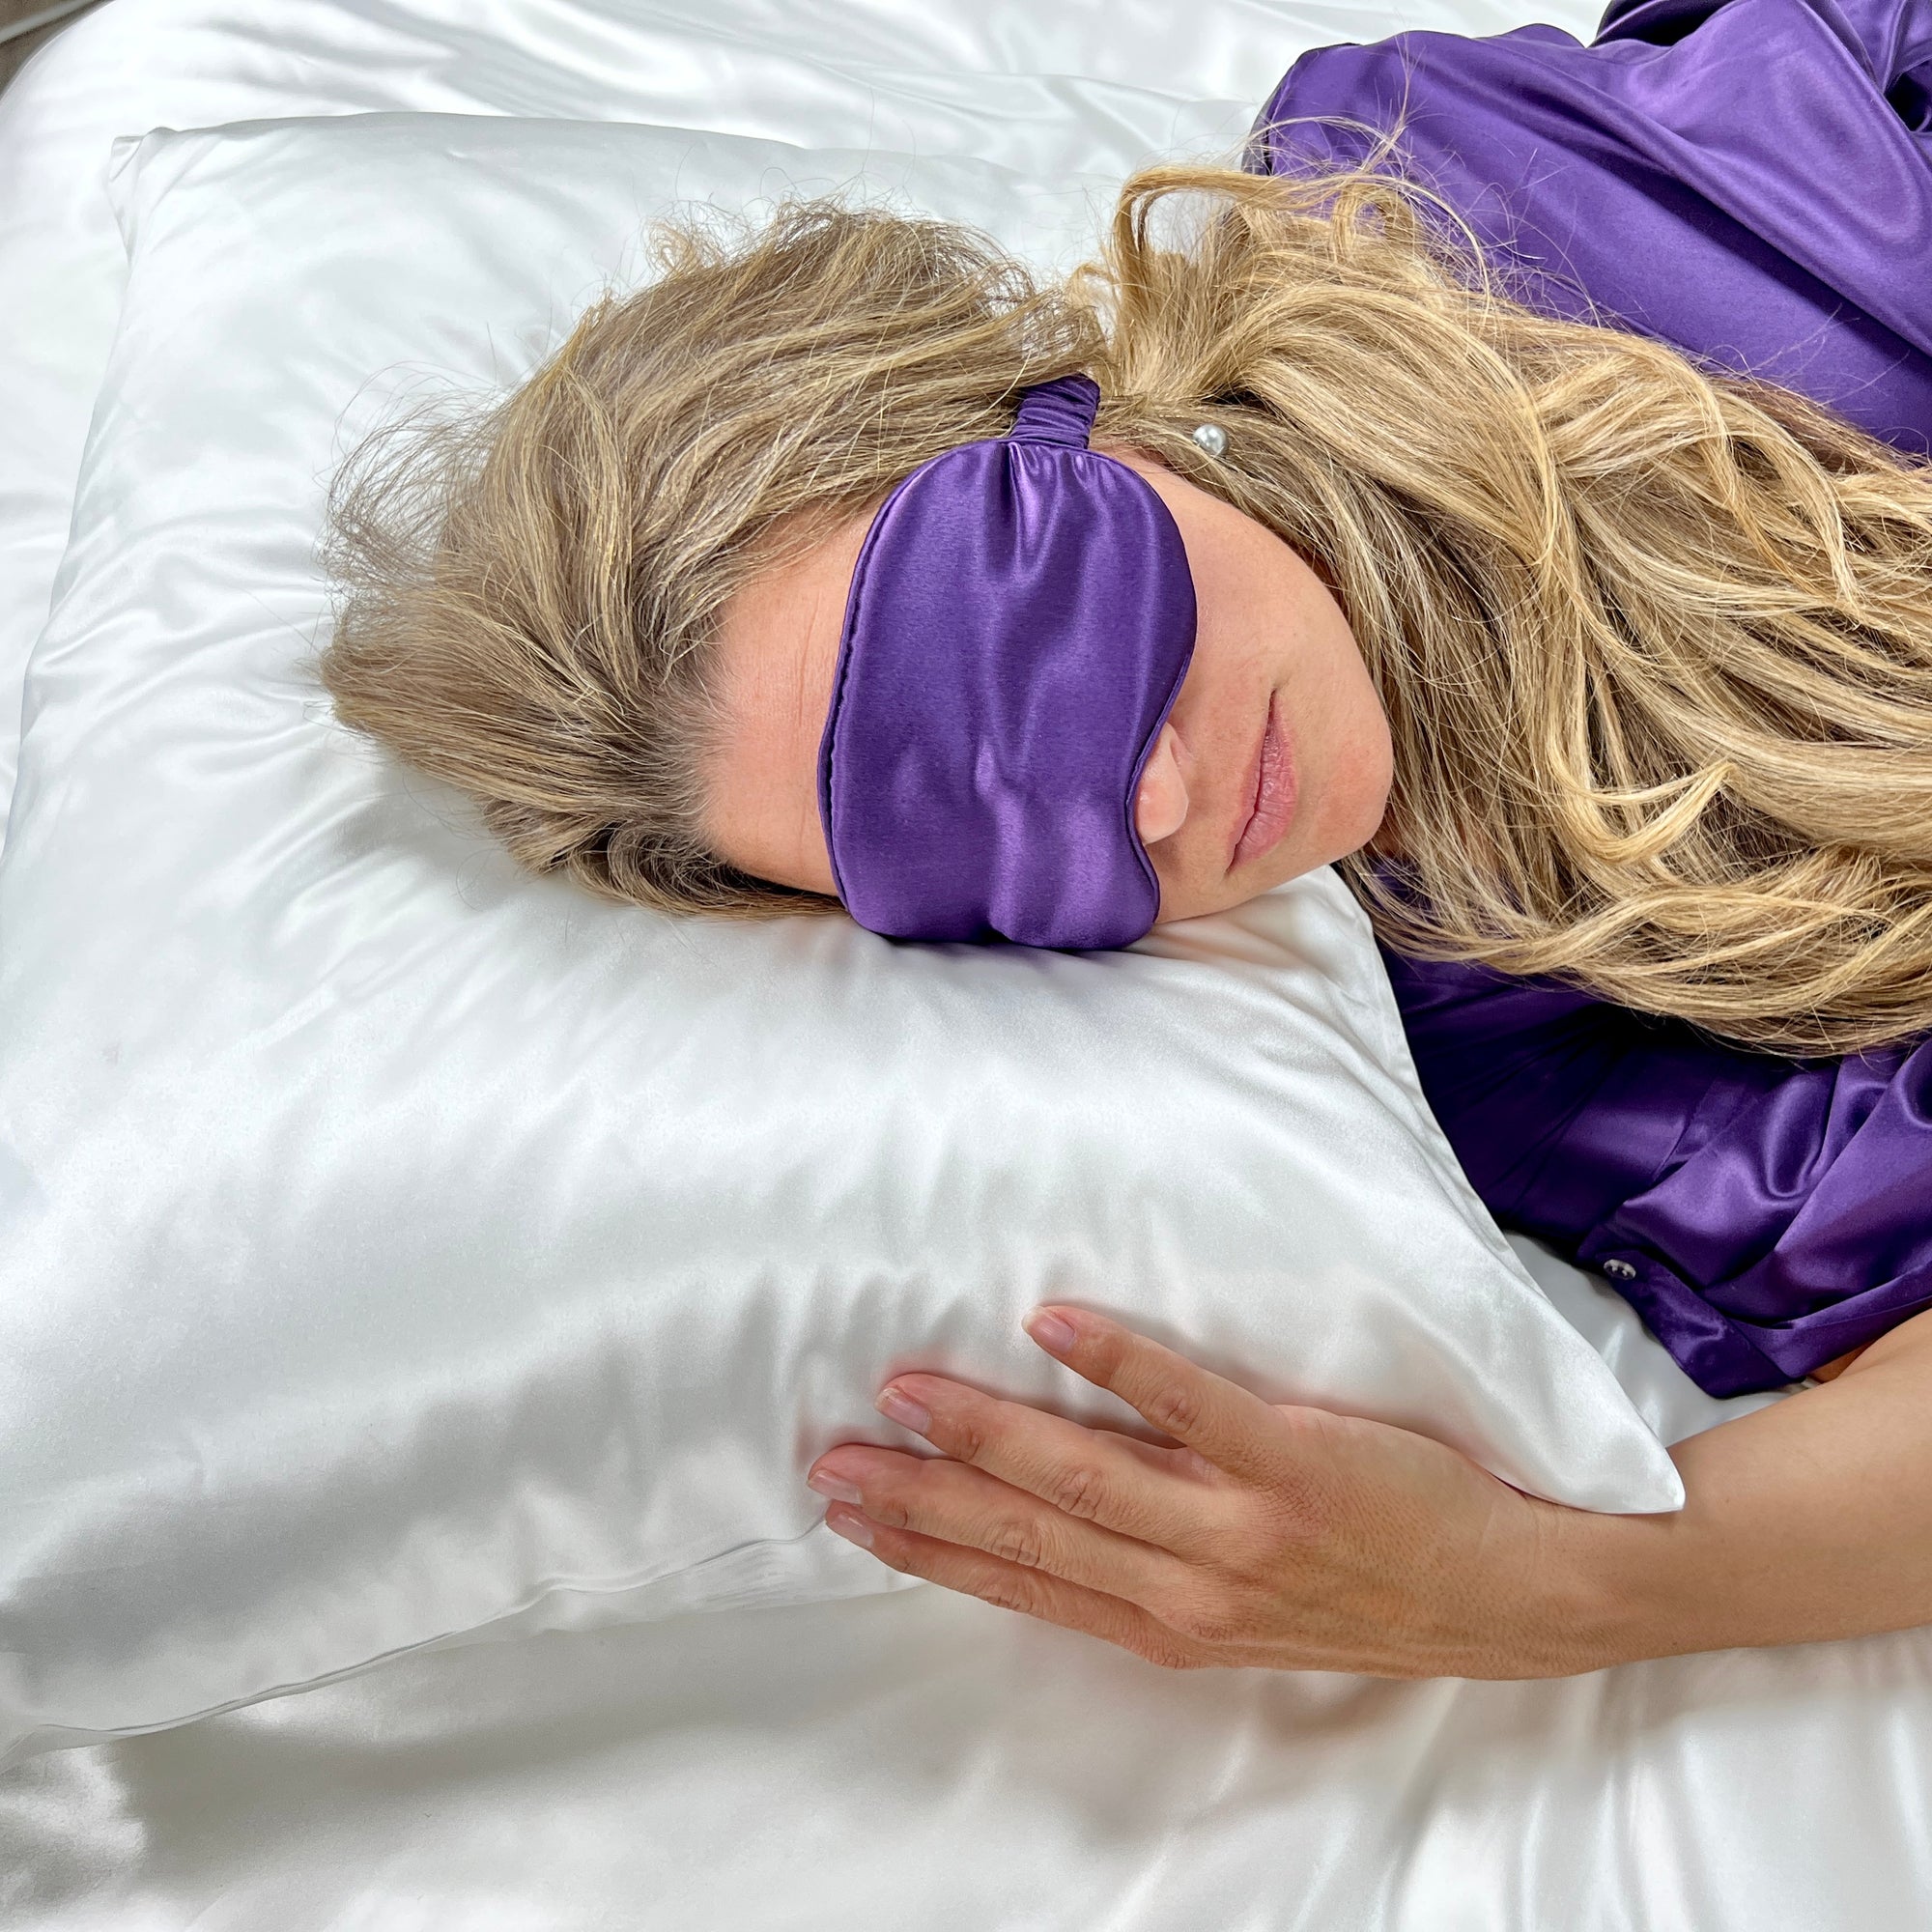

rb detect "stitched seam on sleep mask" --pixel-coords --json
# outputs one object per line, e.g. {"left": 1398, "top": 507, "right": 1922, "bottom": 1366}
{"left": 816, "top": 463, "right": 925, "bottom": 908}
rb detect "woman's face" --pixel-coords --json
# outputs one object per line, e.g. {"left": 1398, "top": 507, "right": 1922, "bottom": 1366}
{"left": 702, "top": 449, "right": 1395, "bottom": 924}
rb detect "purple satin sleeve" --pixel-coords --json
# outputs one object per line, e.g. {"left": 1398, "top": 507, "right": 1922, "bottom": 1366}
{"left": 1255, "top": 0, "right": 1932, "bottom": 453}
{"left": 1380, "top": 949, "right": 1932, "bottom": 1396}
{"left": 1252, "top": 0, "right": 1932, "bottom": 1392}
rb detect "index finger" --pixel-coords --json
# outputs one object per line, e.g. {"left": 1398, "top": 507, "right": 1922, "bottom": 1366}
{"left": 1023, "top": 1306, "right": 1285, "bottom": 1479}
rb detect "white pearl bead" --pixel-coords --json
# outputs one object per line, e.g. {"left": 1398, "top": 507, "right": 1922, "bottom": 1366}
{"left": 1190, "top": 422, "right": 1228, "bottom": 458}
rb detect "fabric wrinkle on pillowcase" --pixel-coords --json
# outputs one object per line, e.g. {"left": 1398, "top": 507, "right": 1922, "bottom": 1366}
{"left": 0, "top": 112, "right": 1681, "bottom": 1770}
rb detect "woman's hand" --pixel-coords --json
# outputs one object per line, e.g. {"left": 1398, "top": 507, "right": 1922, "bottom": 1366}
{"left": 806, "top": 1306, "right": 1617, "bottom": 1679}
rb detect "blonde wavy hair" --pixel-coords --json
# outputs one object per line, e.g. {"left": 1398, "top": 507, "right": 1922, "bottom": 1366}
{"left": 323, "top": 161, "right": 1932, "bottom": 1057}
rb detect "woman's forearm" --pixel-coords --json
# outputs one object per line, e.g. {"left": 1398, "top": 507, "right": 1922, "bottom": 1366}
{"left": 1551, "top": 1306, "right": 1932, "bottom": 1669}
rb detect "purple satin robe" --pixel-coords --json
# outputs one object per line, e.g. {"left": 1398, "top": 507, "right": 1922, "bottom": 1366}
{"left": 1258, "top": 0, "right": 1932, "bottom": 1395}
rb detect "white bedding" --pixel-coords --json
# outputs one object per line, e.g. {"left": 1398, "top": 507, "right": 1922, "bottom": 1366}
{"left": 2, "top": 2, "right": 1927, "bottom": 1927}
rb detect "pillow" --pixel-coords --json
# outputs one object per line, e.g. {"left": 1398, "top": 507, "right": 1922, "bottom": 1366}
{"left": 0, "top": 113, "right": 1681, "bottom": 1767}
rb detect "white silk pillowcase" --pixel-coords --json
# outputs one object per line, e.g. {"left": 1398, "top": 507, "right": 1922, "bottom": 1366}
{"left": 0, "top": 114, "right": 1680, "bottom": 1766}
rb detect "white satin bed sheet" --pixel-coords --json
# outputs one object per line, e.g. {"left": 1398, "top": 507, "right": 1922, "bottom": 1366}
{"left": 2, "top": 1, "right": 1926, "bottom": 1928}
{"left": 12, "top": 1562, "right": 1932, "bottom": 1932}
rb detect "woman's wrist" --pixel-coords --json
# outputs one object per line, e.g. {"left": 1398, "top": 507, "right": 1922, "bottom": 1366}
{"left": 1518, "top": 1494, "right": 1685, "bottom": 1676}
{"left": 1520, "top": 1314, "right": 1932, "bottom": 1676}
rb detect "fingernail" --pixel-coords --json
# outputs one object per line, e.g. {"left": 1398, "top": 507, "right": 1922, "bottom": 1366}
{"left": 1024, "top": 1308, "right": 1079, "bottom": 1356}
{"left": 807, "top": 1465, "right": 864, "bottom": 1505}
{"left": 825, "top": 1505, "right": 875, "bottom": 1549}
{"left": 876, "top": 1384, "right": 930, "bottom": 1435}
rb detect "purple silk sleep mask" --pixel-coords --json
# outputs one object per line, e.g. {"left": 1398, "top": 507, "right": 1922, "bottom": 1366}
{"left": 815, "top": 373, "right": 1197, "bottom": 950}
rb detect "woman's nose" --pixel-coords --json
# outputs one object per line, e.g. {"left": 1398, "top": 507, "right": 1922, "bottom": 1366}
{"left": 1134, "top": 723, "right": 1191, "bottom": 845}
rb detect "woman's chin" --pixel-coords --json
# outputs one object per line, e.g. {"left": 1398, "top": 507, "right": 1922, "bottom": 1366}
{"left": 1153, "top": 870, "right": 1302, "bottom": 927}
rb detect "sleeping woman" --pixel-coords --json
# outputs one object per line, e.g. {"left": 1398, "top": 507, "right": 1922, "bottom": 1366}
{"left": 322, "top": 0, "right": 1932, "bottom": 1677}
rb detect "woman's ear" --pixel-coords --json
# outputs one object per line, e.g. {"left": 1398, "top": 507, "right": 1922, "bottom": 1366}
{"left": 1134, "top": 722, "right": 1191, "bottom": 845}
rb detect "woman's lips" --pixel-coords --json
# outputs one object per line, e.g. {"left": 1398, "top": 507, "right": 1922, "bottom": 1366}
{"left": 1231, "top": 694, "right": 1297, "bottom": 868}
